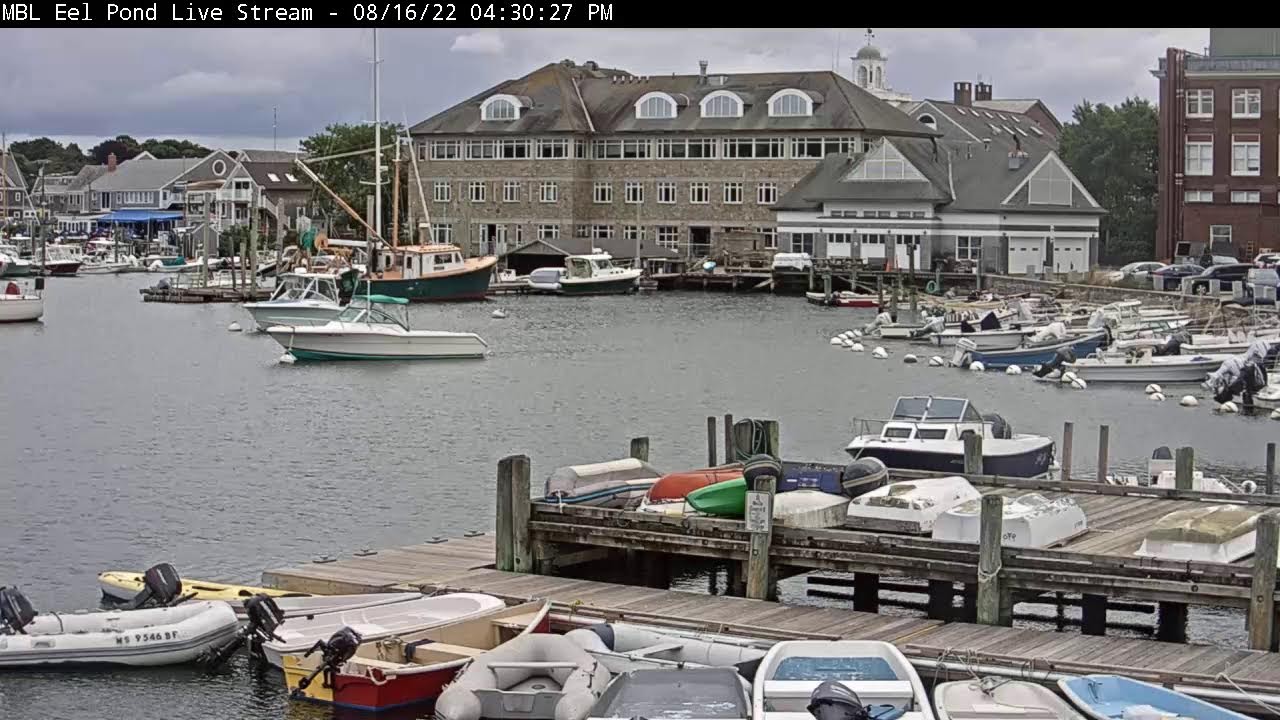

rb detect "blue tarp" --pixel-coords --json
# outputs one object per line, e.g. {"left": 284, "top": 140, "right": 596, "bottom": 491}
{"left": 97, "top": 210, "right": 185, "bottom": 223}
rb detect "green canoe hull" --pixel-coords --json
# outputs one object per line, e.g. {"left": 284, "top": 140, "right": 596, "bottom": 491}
{"left": 686, "top": 477, "right": 747, "bottom": 517}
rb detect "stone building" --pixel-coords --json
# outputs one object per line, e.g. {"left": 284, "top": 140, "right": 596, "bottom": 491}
{"left": 406, "top": 58, "right": 938, "bottom": 262}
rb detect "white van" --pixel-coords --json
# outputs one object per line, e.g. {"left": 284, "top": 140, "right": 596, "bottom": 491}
{"left": 771, "top": 252, "right": 812, "bottom": 272}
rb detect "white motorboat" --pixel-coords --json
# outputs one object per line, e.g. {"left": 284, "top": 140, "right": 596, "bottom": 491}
{"left": 1134, "top": 505, "right": 1262, "bottom": 563}
{"left": 589, "top": 668, "right": 753, "bottom": 720}
{"left": 0, "top": 279, "right": 43, "bottom": 322}
{"left": 565, "top": 622, "right": 766, "bottom": 675}
{"left": 259, "top": 592, "right": 506, "bottom": 667}
{"left": 230, "top": 591, "right": 423, "bottom": 622}
{"left": 0, "top": 589, "right": 238, "bottom": 668}
{"left": 0, "top": 243, "right": 34, "bottom": 277}
{"left": 752, "top": 640, "right": 935, "bottom": 720}
{"left": 932, "top": 493, "right": 1087, "bottom": 549}
{"left": 930, "top": 327, "right": 1036, "bottom": 350}
{"left": 243, "top": 270, "right": 349, "bottom": 331}
{"left": 558, "top": 254, "right": 641, "bottom": 295}
{"left": 1105, "top": 447, "right": 1245, "bottom": 494}
{"left": 527, "top": 267, "right": 567, "bottom": 293}
{"left": 846, "top": 397, "right": 1054, "bottom": 478}
{"left": 267, "top": 294, "right": 488, "bottom": 361}
{"left": 80, "top": 255, "right": 140, "bottom": 274}
{"left": 935, "top": 678, "right": 1086, "bottom": 720}
{"left": 1065, "top": 350, "right": 1234, "bottom": 383}
{"left": 34, "top": 244, "right": 82, "bottom": 276}
{"left": 846, "top": 477, "right": 981, "bottom": 534}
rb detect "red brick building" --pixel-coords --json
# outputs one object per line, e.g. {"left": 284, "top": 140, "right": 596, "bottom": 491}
{"left": 1155, "top": 29, "right": 1280, "bottom": 263}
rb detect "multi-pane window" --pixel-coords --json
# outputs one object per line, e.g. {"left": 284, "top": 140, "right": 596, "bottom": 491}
{"left": 536, "top": 139, "right": 569, "bottom": 158}
{"left": 1231, "top": 190, "right": 1261, "bottom": 203}
{"left": 637, "top": 94, "right": 676, "bottom": 119}
{"left": 430, "top": 140, "right": 461, "bottom": 160}
{"left": 757, "top": 182, "right": 778, "bottom": 205}
{"left": 770, "top": 91, "right": 809, "bottom": 117}
{"left": 1185, "top": 134, "right": 1213, "bottom": 176}
{"left": 689, "top": 182, "right": 709, "bottom": 204}
{"left": 498, "top": 140, "right": 529, "bottom": 158}
{"left": 702, "top": 93, "right": 741, "bottom": 118}
{"left": 537, "top": 224, "right": 560, "bottom": 240}
{"left": 656, "top": 139, "right": 687, "bottom": 159}
{"left": 482, "top": 98, "right": 518, "bottom": 121}
{"left": 465, "top": 140, "right": 498, "bottom": 159}
{"left": 1184, "top": 190, "right": 1213, "bottom": 203}
{"left": 622, "top": 140, "right": 651, "bottom": 159}
{"left": 956, "top": 236, "right": 982, "bottom": 261}
{"left": 433, "top": 181, "right": 451, "bottom": 203}
{"left": 656, "top": 226, "right": 679, "bottom": 249}
{"left": 539, "top": 182, "right": 558, "bottom": 203}
{"left": 503, "top": 181, "right": 521, "bottom": 203}
{"left": 723, "top": 182, "right": 743, "bottom": 204}
{"left": 593, "top": 182, "right": 613, "bottom": 204}
{"left": 657, "top": 181, "right": 677, "bottom": 204}
{"left": 590, "top": 224, "right": 613, "bottom": 239}
{"left": 1186, "top": 89, "right": 1213, "bottom": 118}
{"left": 723, "top": 138, "right": 754, "bottom": 158}
{"left": 849, "top": 142, "right": 925, "bottom": 181}
{"left": 687, "top": 139, "right": 717, "bottom": 158}
{"left": 1232, "top": 89, "right": 1261, "bottom": 118}
{"left": 755, "top": 138, "right": 786, "bottom": 158}
{"left": 432, "top": 224, "right": 453, "bottom": 244}
{"left": 1210, "top": 225, "right": 1232, "bottom": 245}
{"left": 623, "top": 225, "right": 644, "bottom": 241}
{"left": 1232, "top": 134, "right": 1260, "bottom": 176}
{"left": 756, "top": 227, "right": 778, "bottom": 249}
{"left": 468, "top": 181, "right": 486, "bottom": 203}
{"left": 624, "top": 181, "right": 644, "bottom": 204}
{"left": 591, "top": 140, "right": 623, "bottom": 159}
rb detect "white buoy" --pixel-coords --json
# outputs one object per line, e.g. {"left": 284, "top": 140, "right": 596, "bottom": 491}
{"left": 1180, "top": 395, "right": 1199, "bottom": 407}
{"left": 1272, "top": 409, "right": 1280, "bottom": 420}
{"left": 278, "top": 353, "right": 297, "bottom": 365}
{"left": 871, "top": 346, "right": 888, "bottom": 359}
{"left": 903, "top": 354, "right": 918, "bottom": 364}
{"left": 491, "top": 308, "right": 507, "bottom": 319}
{"left": 1071, "top": 377, "right": 1088, "bottom": 390}
{"left": 851, "top": 342, "right": 865, "bottom": 353}
{"left": 1243, "top": 480, "right": 1259, "bottom": 494}
{"left": 852, "top": 329, "right": 863, "bottom": 338}
{"left": 227, "top": 321, "right": 242, "bottom": 332}
{"left": 1150, "top": 392, "right": 1165, "bottom": 402}
{"left": 1144, "top": 384, "right": 1162, "bottom": 395}
{"left": 970, "top": 361, "right": 986, "bottom": 373}
{"left": 1217, "top": 401, "right": 1239, "bottom": 414}
{"left": 842, "top": 339, "right": 855, "bottom": 348}
{"left": 1005, "top": 365, "right": 1022, "bottom": 375}
{"left": 928, "top": 356, "right": 945, "bottom": 367}
{"left": 830, "top": 337, "right": 843, "bottom": 345}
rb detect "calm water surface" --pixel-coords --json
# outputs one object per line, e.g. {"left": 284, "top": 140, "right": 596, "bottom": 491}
{"left": 1, "top": 274, "right": 1275, "bottom": 719}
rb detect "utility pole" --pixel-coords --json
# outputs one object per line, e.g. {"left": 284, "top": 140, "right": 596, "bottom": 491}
{"left": 1, "top": 132, "right": 8, "bottom": 234}
{"left": 272, "top": 106, "right": 278, "bottom": 152}
{"left": 392, "top": 138, "right": 401, "bottom": 247}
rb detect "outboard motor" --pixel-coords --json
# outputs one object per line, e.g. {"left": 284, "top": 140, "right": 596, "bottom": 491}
{"left": 1152, "top": 332, "right": 1188, "bottom": 357}
{"left": 206, "top": 594, "right": 287, "bottom": 670}
{"left": 977, "top": 311, "right": 1001, "bottom": 331}
{"left": 0, "top": 586, "right": 37, "bottom": 635}
{"left": 863, "top": 312, "right": 894, "bottom": 335}
{"left": 982, "top": 413, "right": 1012, "bottom": 440}
{"left": 1033, "top": 348, "right": 1076, "bottom": 379}
{"left": 808, "top": 679, "right": 904, "bottom": 720}
{"left": 840, "top": 457, "right": 888, "bottom": 498}
{"left": 743, "top": 454, "right": 784, "bottom": 485}
{"left": 127, "top": 563, "right": 190, "bottom": 609}
{"left": 908, "top": 315, "right": 945, "bottom": 340}
{"left": 292, "top": 626, "right": 365, "bottom": 697}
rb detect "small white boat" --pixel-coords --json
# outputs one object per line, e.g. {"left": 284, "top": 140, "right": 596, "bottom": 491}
{"left": 0, "top": 244, "right": 34, "bottom": 277}
{"left": 243, "top": 270, "right": 348, "bottom": 331}
{"left": 80, "top": 256, "right": 140, "bottom": 274}
{"left": 1065, "top": 351, "right": 1234, "bottom": 383}
{"left": 936, "top": 678, "right": 1086, "bottom": 720}
{"left": 773, "top": 490, "right": 851, "bottom": 529}
{"left": 589, "top": 668, "right": 752, "bottom": 720}
{"left": 435, "top": 632, "right": 612, "bottom": 720}
{"left": 230, "top": 591, "right": 423, "bottom": 622}
{"left": 0, "top": 279, "right": 43, "bottom": 322}
{"left": 1105, "top": 447, "right": 1243, "bottom": 494}
{"left": 543, "top": 458, "right": 664, "bottom": 508}
{"left": 1134, "top": 505, "right": 1262, "bottom": 563}
{"left": 558, "top": 254, "right": 641, "bottom": 295}
{"left": 932, "top": 493, "right": 1088, "bottom": 548}
{"left": 0, "top": 589, "right": 238, "bottom": 668}
{"left": 565, "top": 622, "right": 766, "bottom": 675}
{"left": 846, "top": 477, "right": 981, "bottom": 534}
{"left": 527, "top": 267, "right": 567, "bottom": 293}
{"left": 260, "top": 592, "right": 506, "bottom": 667}
{"left": 267, "top": 294, "right": 488, "bottom": 361}
{"left": 930, "top": 327, "right": 1036, "bottom": 350}
{"left": 753, "top": 640, "right": 935, "bottom": 720}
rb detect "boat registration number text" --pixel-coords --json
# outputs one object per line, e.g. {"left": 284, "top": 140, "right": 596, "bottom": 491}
{"left": 115, "top": 630, "right": 179, "bottom": 645}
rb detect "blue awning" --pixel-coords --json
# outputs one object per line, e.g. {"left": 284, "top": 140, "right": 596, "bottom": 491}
{"left": 97, "top": 210, "right": 185, "bottom": 223}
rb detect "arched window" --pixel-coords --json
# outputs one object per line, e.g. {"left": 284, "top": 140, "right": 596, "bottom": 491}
{"left": 768, "top": 89, "right": 812, "bottom": 117}
{"left": 700, "top": 91, "right": 743, "bottom": 118}
{"left": 874, "top": 67, "right": 883, "bottom": 88}
{"left": 635, "top": 92, "right": 677, "bottom": 119}
{"left": 917, "top": 114, "right": 937, "bottom": 130}
{"left": 857, "top": 66, "right": 868, "bottom": 87}
{"left": 481, "top": 94, "right": 522, "bottom": 121}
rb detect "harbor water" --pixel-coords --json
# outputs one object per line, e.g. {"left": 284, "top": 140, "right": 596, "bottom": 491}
{"left": 1, "top": 274, "right": 1276, "bottom": 719}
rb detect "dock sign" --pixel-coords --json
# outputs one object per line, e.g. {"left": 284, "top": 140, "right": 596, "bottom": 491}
{"left": 745, "top": 491, "right": 772, "bottom": 533}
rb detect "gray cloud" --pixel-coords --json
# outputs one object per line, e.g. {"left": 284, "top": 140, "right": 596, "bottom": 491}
{"left": 1, "top": 28, "right": 1208, "bottom": 150}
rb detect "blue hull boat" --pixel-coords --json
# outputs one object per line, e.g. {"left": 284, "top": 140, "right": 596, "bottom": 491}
{"left": 962, "top": 331, "right": 1108, "bottom": 369}
{"left": 1058, "top": 675, "right": 1251, "bottom": 720}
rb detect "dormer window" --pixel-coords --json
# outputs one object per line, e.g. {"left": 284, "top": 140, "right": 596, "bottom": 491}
{"left": 635, "top": 92, "right": 677, "bottom": 119}
{"left": 481, "top": 94, "right": 524, "bottom": 121}
{"left": 767, "top": 89, "right": 813, "bottom": 117}
{"left": 700, "top": 90, "right": 743, "bottom": 118}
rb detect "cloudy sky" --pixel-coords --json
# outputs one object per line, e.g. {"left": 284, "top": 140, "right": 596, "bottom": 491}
{"left": 1, "top": 28, "right": 1207, "bottom": 151}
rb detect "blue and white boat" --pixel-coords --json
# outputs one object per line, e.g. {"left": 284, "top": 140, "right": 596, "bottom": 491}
{"left": 1058, "top": 675, "right": 1251, "bottom": 720}
{"left": 954, "top": 330, "right": 1109, "bottom": 370}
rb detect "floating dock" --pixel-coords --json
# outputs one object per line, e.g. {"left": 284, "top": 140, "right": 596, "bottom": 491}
{"left": 139, "top": 286, "right": 271, "bottom": 303}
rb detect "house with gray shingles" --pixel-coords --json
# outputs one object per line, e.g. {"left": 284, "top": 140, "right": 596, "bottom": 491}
{"left": 408, "top": 58, "right": 941, "bottom": 261}
{"left": 92, "top": 150, "right": 236, "bottom": 214}
{"left": 775, "top": 84, "right": 1104, "bottom": 274}
{"left": 205, "top": 159, "right": 313, "bottom": 236}
{"left": 2, "top": 153, "right": 30, "bottom": 220}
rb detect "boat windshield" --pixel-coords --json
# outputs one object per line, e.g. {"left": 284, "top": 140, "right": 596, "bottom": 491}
{"left": 567, "top": 257, "right": 593, "bottom": 279}
{"left": 891, "top": 397, "right": 981, "bottom": 422}
{"left": 772, "top": 656, "right": 901, "bottom": 682}
{"left": 271, "top": 276, "right": 307, "bottom": 300}
{"left": 336, "top": 300, "right": 407, "bottom": 328}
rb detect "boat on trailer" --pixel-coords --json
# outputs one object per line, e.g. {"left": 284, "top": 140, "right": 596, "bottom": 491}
{"left": 846, "top": 477, "right": 981, "bottom": 534}
{"left": 752, "top": 640, "right": 935, "bottom": 720}
{"left": 932, "top": 493, "right": 1088, "bottom": 549}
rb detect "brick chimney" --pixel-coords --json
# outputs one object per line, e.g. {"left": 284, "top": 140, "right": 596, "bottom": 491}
{"left": 975, "top": 81, "right": 992, "bottom": 102}
{"left": 953, "top": 81, "right": 972, "bottom": 107}
{"left": 698, "top": 59, "right": 708, "bottom": 84}
{"left": 107, "top": 153, "right": 118, "bottom": 172}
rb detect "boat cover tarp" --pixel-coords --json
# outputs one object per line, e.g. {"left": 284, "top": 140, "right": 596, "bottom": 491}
{"left": 97, "top": 210, "right": 185, "bottom": 223}
{"left": 1144, "top": 505, "right": 1260, "bottom": 544}
{"left": 545, "top": 458, "right": 662, "bottom": 498}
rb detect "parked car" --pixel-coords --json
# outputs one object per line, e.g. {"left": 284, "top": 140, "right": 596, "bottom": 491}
{"left": 1247, "top": 267, "right": 1280, "bottom": 292}
{"left": 1255, "top": 252, "right": 1280, "bottom": 268}
{"left": 1151, "top": 263, "right": 1204, "bottom": 291}
{"left": 1187, "top": 263, "right": 1253, "bottom": 295}
{"left": 1108, "top": 261, "right": 1166, "bottom": 283}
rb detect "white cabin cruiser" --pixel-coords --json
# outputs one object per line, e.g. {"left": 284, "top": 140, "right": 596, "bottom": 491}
{"left": 558, "top": 254, "right": 642, "bottom": 295}
{"left": 0, "top": 243, "right": 34, "bottom": 277}
{"left": 753, "top": 640, "right": 935, "bottom": 720}
{"left": 266, "top": 294, "right": 489, "bottom": 361}
{"left": 0, "top": 278, "right": 43, "bottom": 322}
{"left": 932, "top": 493, "right": 1088, "bottom": 549}
{"left": 243, "top": 270, "right": 351, "bottom": 331}
{"left": 846, "top": 397, "right": 1054, "bottom": 477}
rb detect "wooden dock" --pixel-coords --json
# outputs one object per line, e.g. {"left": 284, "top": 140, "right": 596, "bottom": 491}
{"left": 139, "top": 286, "right": 271, "bottom": 303}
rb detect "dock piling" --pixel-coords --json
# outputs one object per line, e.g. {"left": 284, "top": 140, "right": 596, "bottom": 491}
{"left": 1082, "top": 594, "right": 1109, "bottom": 636}
{"left": 853, "top": 573, "right": 880, "bottom": 613}
{"left": 1096, "top": 425, "right": 1110, "bottom": 482}
{"left": 977, "top": 494, "right": 1010, "bottom": 626}
{"left": 1175, "top": 447, "right": 1195, "bottom": 491}
{"left": 745, "top": 474, "right": 777, "bottom": 601}
{"left": 963, "top": 432, "right": 984, "bottom": 476}
{"left": 706, "top": 416, "right": 718, "bottom": 466}
{"left": 629, "top": 436, "right": 650, "bottom": 462}
{"left": 823, "top": 272, "right": 832, "bottom": 304}
{"left": 1157, "top": 602, "right": 1189, "bottom": 643}
{"left": 724, "top": 414, "right": 735, "bottom": 463}
{"left": 1266, "top": 442, "right": 1276, "bottom": 495}
{"left": 495, "top": 456, "right": 516, "bottom": 572}
{"left": 510, "top": 455, "right": 532, "bottom": 574}
{"left": 927, "top": 580, "right": 953, "bottom": 620}
{"left": 1061, "top": 422, "right": 1074, "bottom": 482}
{"left": 1249, "top": 513, "right": 1279, "bottom": 651}
{"left": 764, "top": 420, "right": 781, "bottom": 458}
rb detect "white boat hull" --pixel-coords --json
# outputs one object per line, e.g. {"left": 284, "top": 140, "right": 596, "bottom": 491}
{"left": 267, "top": 322, "right": 488, "bottom": 360}
{"left": 244, "top": 301, "right": 341, "bottom": 331}
{"left": 773, "top": 490, "right": 850, "bottom": 528}
{"left": 1066, "top": 354, "right": 1233, "bottom": 383}
{"left": 930, "top": 329, "right": 1033, "bottom": 350}
{"left": 753, "top": 640, "right": 936, "bottom": 720}
{"left": 932, "top": 494, "right": 1088, "bottom": 549}
{"left": 0, "top": 296, "right": 43, "bottom": 322}
{"left": 846, "top": 477, "right": 982, "bottom": 534}
{"left": 935, "top": 679, "right": 1086, "bottom": 720}
{"left": 231, "top": 592, "right": 423, "bottom": 622}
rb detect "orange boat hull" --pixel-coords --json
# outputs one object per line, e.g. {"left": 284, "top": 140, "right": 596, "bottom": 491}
{"left": 646, "top": 466, "right": 743, "bottom": 502}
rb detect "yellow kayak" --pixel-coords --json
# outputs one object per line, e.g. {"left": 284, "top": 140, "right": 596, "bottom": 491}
{"left": 98, "top": 570, "right": 310, "bottom": 603}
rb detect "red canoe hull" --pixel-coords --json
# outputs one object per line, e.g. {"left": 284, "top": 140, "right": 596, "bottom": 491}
{"left": 647, "top": 466, "right": 743, "bottom": 501}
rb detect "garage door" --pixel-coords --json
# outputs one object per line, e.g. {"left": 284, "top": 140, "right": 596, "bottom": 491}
{"left": 1008, "top": 239, "right": 1045, "bottom": 274}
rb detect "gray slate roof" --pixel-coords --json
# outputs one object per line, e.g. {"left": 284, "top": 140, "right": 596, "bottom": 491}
{"left": 241, "top": 161, "right": 309, "bottom": 191}
{"left": 94, "top": 157, "right": 204, "bottom": 191}
{"left": 236, "top": 149, "right": 304, "bottom": 162}
{"left": 412, "top": 60, "right": 940, "bottom": 139}
{"left": 66, "top": 164, "right": 109, "bottom": 192}
{"left": 507, "top": 235, "right": 681, "bottom": 260}
{"left": 2, "top": 154, "right": 26, "bottom": 190}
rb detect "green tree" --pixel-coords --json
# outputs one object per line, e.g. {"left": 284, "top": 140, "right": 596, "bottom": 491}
{"left": 299, "top": 122, "right": 403, "bottom": 237}
{"left": 219, "top": 224, "right": 250, "bottom": 258}
{"left": 1058, "top": 98, "right": 1158, "bottom": 265}
{"left": 8, "top": 137, "right": 90, "bottom": 178}
{"left": 140, "top": 138, "right": 211, "bottom": 159}
{"left": 88, "top": 135, "right": 143, "bottom": 165}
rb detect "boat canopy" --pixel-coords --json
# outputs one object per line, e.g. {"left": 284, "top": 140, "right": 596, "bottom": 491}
{"left": 362, "top": 294, "right": 409, "bottom": 305}
{"left": 890, "top": 397, "right": 982, "bottom": 423}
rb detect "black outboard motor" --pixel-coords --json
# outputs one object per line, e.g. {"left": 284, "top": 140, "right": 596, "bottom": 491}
{"left": 0, "top": 586, "right": 37, "bottom": 635}
{"left": 743, "top": 454, "right": 784, "bottom": 485}
{"left": 978, "top": 311, "right": 1001, "bottom": 331}
{"left": 1217, "top": 362, "right": 1269, "bottom": 404}
{"left": 808, "top": 681, "right": 871, "bottom": 720}
{"left": 982, "top": 413, "right": 1012, "bottom": 440}
{"left": 840, "top": 457, "right": 888, "bottom": 498}
{"left": 1033, "top": 348, "right": 1076, "bottom": 379}
{"left": 907, "top": 316, "right": 945, "bottom": 340}
{"left": 292, "top": 626, "right": 365, "bottom": 697}
{"left": 1152, "top": 332, "right": 1188, "bottom": 357}
{"left": 127, "top": 563, "right": 191, "bottom": 609}
{"left": 206, "top": 594, "right": 287, "bottom": 670}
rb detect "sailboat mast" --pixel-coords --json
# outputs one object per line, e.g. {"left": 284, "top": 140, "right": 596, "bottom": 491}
{"left": 372, "top": 29, "right": 383, "bottom": 240}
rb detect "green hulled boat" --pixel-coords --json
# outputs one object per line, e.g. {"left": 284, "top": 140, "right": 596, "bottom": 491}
{"left": 369, "top": 244, "right": 497, "bottom": 301}
{"left": 686, "top": 477, "right": 748, "bottom": 517}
